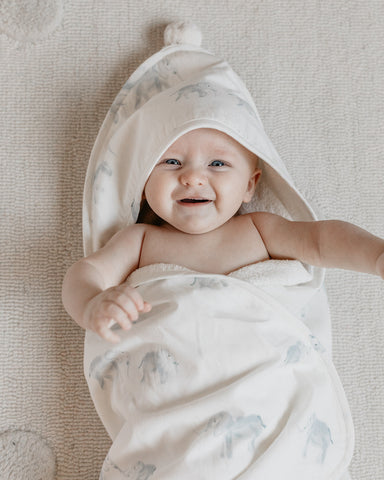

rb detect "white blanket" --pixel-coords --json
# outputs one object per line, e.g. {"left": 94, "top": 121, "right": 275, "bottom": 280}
{"left": 84, "top": 261, "right": 353, "bottom": 479}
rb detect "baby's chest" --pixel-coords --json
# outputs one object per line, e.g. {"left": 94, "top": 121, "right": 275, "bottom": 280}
{"left": 139, "top": 223, "right": 269, "bottom": 274}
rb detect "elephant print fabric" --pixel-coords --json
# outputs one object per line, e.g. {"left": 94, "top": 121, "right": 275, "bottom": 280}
{"left": 89, "top": 347, "right": 179, "bottom": 394}
{"left": 139, "top": 349, "right": 179, "bottom": 385}
{"left": 100, "top": 457, "right": 156, "bottom": 480}
{"left": 202, "top": 411, "right": 266, "bottom": 459}
{"left": 303, "top": 414, "right": 334, "bottom": 464}
{"left": 84, "top": 269, "right": 354, "bottom": 478}
{"left": 109, "top": 58, "right": 182, "bottom": 124}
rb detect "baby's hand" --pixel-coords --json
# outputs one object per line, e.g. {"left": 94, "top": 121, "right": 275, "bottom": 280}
{"left": 83, "top": 283, "right": 151, "bottom": 343}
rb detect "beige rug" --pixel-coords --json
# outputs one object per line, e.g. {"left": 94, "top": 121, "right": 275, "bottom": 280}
{"left": 1, "top": 1, "right": 383, "bottom": 478}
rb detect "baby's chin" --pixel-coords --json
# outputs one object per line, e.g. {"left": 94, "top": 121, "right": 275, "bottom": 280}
{"left": 137, "top": 200, "right": 241, "bottom": 235}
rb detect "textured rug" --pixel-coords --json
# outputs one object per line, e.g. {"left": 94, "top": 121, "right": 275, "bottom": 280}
{"left": 1, "top": 1, "right": 383, "bottom": 479}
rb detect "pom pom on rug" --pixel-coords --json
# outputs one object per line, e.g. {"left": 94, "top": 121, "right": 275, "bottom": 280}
{"left": 0, "top": 430, "right": 56, "bottom": 480}
{"left": 0, "top": 0, "right": 63, "bottom": 42}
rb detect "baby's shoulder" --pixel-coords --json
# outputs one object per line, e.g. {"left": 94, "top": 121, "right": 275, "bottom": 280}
{"left": 225, "top": 213, "right": 266, "bottom": 245}
{"left": 235, "top": 211, "right": 278, "bottom": 230}
{"left": 246, "top": 211, "right": 287, "bottom": 231}
{"left": 237, "top": 211, "right": 287, "bottom": 244}
{"left": 104, "top": 223, "right": 150, "bottom": 249}
{"left": 246, "top": 210, "right": 280, "bottom": 221}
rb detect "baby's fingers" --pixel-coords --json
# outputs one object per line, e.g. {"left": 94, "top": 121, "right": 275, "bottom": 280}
{"left": 89, "top": 303, "right": 130, "bottom": 343}
{"left": 142, "top": 301, "right": 152, "bottom": 313}
{"left": 117, "top": 284, "right": 152, "bottom": 313}
{"left": 103, "top": 301, "right": 133, "bottom": 330}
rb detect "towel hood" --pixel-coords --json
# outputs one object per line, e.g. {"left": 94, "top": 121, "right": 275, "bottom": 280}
{"left": 83, "top": 21, "right": 324, "bottom": 288}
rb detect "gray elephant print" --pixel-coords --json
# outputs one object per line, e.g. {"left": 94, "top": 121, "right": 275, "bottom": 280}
{"left": 109, "top": 85, "right": 132, "bottom": 124}
{"left": 227, "top": 91, "right": 258, "bottom": 119}
{"left": 284, "top": 341, "right": 309, "bottom": 364}
{"left": 303, "top": 413, "right": 333, "bottom": 464}
{"left": 100, "top": 456, "right": 156, "bottom": 480}
{"left": 108, "top": 57, "right": 181, "bottom": 123}
{"left": 124, "top": 460, "right": 156, "bottom": 480}
{"left": 89, "top": 351, "right": 130, "bottom": 389}
{"left": 139, "top": 348, "right": 179, "bottom": 385}
{"left": 93, "top": 160, "right": 112, "bottom": 186}
{"left": 173, "top": 81, "right": 217, "bottom": 101}
{"left": 92, "top": 156, "right": 114, "bottom": 205}
{"left": 99, "top": 455, "right": 118, "bottom": 480}
{"left": 110, "top": 58, "right": 181, "bottom": 123}
{"left": 309, "top": 334, "right": 326, "bottom": 353}
{"left": 204, "top": 411, "right": 266, "bottom": 459}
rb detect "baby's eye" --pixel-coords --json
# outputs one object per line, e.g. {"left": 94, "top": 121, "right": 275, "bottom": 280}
{"left": 210, "top": 160, "right": 225, "bottom": 167}
{"left": 164, "top": 159, "right": 181, "bottom": 165}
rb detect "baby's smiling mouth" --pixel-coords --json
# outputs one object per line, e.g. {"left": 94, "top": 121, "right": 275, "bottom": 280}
{"left": 179, "top": 198, "right": 211, "bottom": 204}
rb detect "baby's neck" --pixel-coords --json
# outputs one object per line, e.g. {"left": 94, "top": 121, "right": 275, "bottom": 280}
{"left": 138, "top": 215, "right": 269, "bottom": 275}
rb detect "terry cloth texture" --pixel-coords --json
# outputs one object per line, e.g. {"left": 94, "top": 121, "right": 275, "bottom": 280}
{"left": 0, "top": 1, "right": 383, "bottom": 479}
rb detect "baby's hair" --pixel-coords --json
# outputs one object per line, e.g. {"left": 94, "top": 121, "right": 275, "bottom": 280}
{"left": 136, "top": 199, "right": 165, "bottom": 226}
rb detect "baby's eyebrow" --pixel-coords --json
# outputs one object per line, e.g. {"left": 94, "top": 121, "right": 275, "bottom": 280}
{"left": 210, "top": 148, "right": 230, "bottom": 156}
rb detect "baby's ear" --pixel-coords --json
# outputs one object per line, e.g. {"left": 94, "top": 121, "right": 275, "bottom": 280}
{"left": 243, "top": 169, "right": 261, "bottom": 203}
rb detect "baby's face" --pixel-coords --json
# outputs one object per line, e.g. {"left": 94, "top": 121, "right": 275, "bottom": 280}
{"left": 143, "top": 128, "right": 260, "bottom": 234}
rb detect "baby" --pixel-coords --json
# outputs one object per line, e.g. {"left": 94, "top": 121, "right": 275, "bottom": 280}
{"left": 62, "top": 127, "right": 384, "bottom": 343}
{"left": 62, "top": 22, "right": 383, "bottom": 479}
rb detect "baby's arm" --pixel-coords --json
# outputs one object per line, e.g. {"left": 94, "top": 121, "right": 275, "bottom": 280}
{"left": 62, "top": 224, "right": 150, "bottom": 343}
{"left": 252, "top": 212, "right": 384, "bottom": 278}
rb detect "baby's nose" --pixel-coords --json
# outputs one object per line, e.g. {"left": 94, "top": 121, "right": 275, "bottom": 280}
{"left": 180, "top": 169, "right": 207, "bottom": 186}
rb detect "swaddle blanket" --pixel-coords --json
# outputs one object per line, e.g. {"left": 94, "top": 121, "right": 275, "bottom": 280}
{"left": 82, "top": 22, "right": 354, "bottom": 479}
{"left": 85, "top": 262, "right": 353, "bottom": 479}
